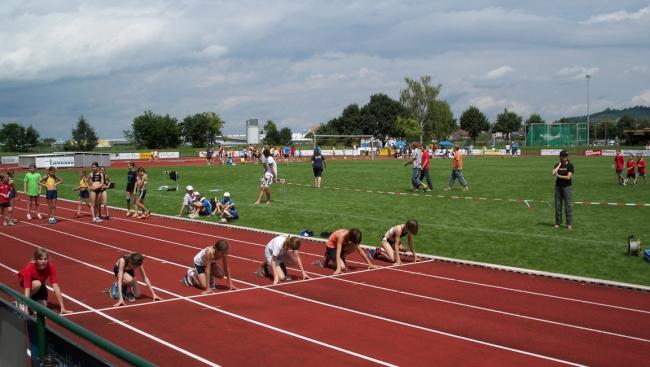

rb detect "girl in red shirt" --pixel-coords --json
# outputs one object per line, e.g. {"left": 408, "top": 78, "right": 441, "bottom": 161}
{"left": 0, "top": 174, "right": 12, "bottom": 226}
{"left": 625, "top": 158, "right": 637, "bottom": 186}
{"left": 17, "top": 248, "right": 72, "bottom": 314}
{"left": 637, "top": 156, "right": 646, "bottom": 185}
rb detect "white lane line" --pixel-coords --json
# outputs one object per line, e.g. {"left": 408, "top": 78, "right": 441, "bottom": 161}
{"left": 388, "top": 267, "right": 650, "bottom": 315}
{"left": 0, "top": 231, "right": 585, "bottom": 367}
{"left": 0, "top": 261, "right": 221, "bottom": 367}
{"left": 0, "top": 232, "right": 398, "bottom": 367}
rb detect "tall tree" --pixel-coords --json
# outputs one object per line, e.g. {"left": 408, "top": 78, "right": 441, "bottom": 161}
{"left": 68, "top": 115, "right": 98, "bottom": 151}
{"left": 459, "top": 106, "right": 490, "bottom": 144}
{"left": 525, "top": 113, "right": 545, "bottom": 126}
{"left": 493, "top": 109, "right": 522, "bottom": 141}
{"left": 428, "top": 100, "right": 457, "bottom": 142}
{"left": 129, "top": 110, "right": 181, "bottom": 149}
{"left": 395, "top": 116, "right": 421, "bottom": 139}
{"left": 399, "top": 75, "right": 444, "bottom": 143}
{"left": 262, "top": 120, "right": 281, "bottom": 146}
{"left": 279, "top": 127, "right": 293, "bottom": 146}
{"left": 181, "top": 112, "right": 224, "bottom": 148}
{"left": 0, "top": 123, "right": 40, "bottom": 152}
{"left": 359, "top": 93, "right": 406, "bottom": 141}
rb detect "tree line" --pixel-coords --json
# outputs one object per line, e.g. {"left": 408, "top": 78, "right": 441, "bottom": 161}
{"left": 2, "top": 75, "right": 649, "bottom": 152}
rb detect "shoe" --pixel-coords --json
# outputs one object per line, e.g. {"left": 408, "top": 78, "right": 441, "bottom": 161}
{"left": 567, "top": 225, "right": 573, "bottom": 231}
{"left": 101, "top": 215, "right": 110, "bottom": 220}
{"left": 368, "top": 249, "right": 376, "bottom": 259}
{"left": 27, "top": 214, "right": 32, "bottom": 220}
{"left": 37, "top": 213, "right": 43, "bottom": 220}
{"left": 443, "top": 187, "right": 451, "bottom": 191}
{"left": 463, "top": 187, "right": 469, "bottom": 192}
{"left": 125, "top": 293, "right": 136, "bottom": 302}
{"left": 126, "top": 211, "right": 132, "bottom": 217}
{"left": 93, "top": 217, "right": 103, "bottom": 223}
{"left": 7, "top": 221, "right": 15, "bottom": 226}
{"left": 145, "top": 211, "right": 151, "bottom": 219}
{"left": 137, "top": 215, "right": 146, "bottom": 219}
{"left": 48, "top": 217, "right": 56, "bottom": 224}
{"left": 553, "top": 224, "right": 560, "bottom": 228}
{"left": 425, "top": 189, "right": 432, "bottom": 192}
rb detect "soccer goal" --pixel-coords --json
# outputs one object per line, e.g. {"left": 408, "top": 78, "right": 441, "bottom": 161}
{"left": 312, "top": 134, "right": 377, "bottom": 159}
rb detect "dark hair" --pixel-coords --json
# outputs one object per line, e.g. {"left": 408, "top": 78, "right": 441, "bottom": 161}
{"left": 405, "top": 219, "right": 418, "bottom": 235}
{"left": 0, "top": 174, "right": 4, "bottom": 181}
{"left": 285, "top": 236, "right": 301, "bottom": 250}
{"left": 214, "top": 239, "right": 229, "bottom": 252}
{"left": 559, "top": 150, "right": 568, "bottom": 158}
{"left": 34, "top": 248, "right": 49, "bottom": 260}
{"left": 91, "top": 162, "right": 99, "bottom": 168}
{"left": 263, "top": 149, "right": 271, "bottom": 157}
{"left": 346, "top": 228, "right": 362, "bottom": 245}
{"left": 128, "top": 253, "right": 144, "bottom": 267}
{"left": 137, "top": 167, "right": 146, "bottom": 173}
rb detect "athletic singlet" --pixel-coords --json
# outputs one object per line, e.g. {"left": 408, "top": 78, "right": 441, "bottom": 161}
{"left": 127, "top": 170, "right": 137, "bottom": 186}
{"left": 79, "top": 178, "right": 88, "bottom": 189}
{"left": 193, "top": 248, "right": 217, "bottom": 266}
{"left": 90, "top": 172, "right": 104, "bottom": 183}
{"left": 45, "top": 176, "right": 56, "bottom": 187}
{"left": 384, "top": 224, "right": 407, "bottom": 242}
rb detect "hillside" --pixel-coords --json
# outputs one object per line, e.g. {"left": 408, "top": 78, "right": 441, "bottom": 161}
{"left": 565, "top": 106, "right": 650, "bottom": 123}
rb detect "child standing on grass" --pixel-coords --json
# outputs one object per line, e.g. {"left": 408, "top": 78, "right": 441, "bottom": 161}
{"left": 135, "top": 167, "right": 151, "bottom": 219}
{"left": 318, "top": 228, "right": 376, "bottom": 275}
{"left": 445, "top": 146, "right": 468, "bottom": 191}
{"left": 368, "top": 219, "right": 419, "bottom": 265}
{"left": 637, "top": 156, "right": 646, "bottom": 185}
{"left": 625, "top": 157, "right": 637, "bottom": 186}
{"left": 39, "top": 166, "right": 62, "bottom": 224}
{"left": 256, "top": 235, "right": 310, "bottom": 285}
{"left": 254, "top": 149, "right": 277, "bottom": 206}
{"left": 73, "top": 169, "right": 91, "bottom": 218}
{"left": 112, "top": 253, "right": 162, "bottom": 307}
{"left": 17, "top": 248, "right": 72, "bottom": 314}
{"left": 24, "top": 164, "right": 43, "bottom": 220}
{"left": 182, "top": 240, "right": 236, "bottom": 293}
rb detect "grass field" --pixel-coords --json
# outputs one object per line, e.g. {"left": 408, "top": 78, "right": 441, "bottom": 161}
{"left": 12, "top": 155, "right": 650, "bottom": 286}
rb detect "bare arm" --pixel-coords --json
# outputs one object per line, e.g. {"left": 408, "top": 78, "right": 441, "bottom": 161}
{"left": 294, "top": 250, "right": 310, "bottom": 280}
{"left": 138, "top": 266, "right": 162, "bottom": 301}
{"left": 334, "top": 237, "right": 344, "bottom": 275}
{"left": 114, "top": 259, "right": 126, "bottom": 307}
{"left": 222, "top": 256, "right": 236, "bottom": 290}
{"left": 406, "top": 234, "right": 418, "bottom": 262}
{"left": 201, "top": 249, "right": 214, "bottom": 294}
{"left": 51, "top": 283, "right": 72, "bottom": 314}
{"left": 357, "top": 246, "right": 377, "bottom": 269}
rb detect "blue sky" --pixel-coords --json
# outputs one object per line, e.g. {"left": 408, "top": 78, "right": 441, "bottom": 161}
{"left": 1, "top": 1, "right": 649, "bottom": 139}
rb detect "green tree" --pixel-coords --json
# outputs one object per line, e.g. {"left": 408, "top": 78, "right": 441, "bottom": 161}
{"left": 395, "top": 116, "right": 421, "bottom": 139}
{"left": 525, "top": 113, "right": 545, "bottom": 126}
{"left": 181, "top": 112, "right": 224, "bottom": 148}
{"left": 262, "top": 120, "right": 281, "bottom": 146}
{"left": 279, "top": 127, "right": 293, "bottom": 146}
{"left": 428, "top": 100, "right": 457, "bottom": 142}
{"left": 66, "top": 115, "right": 98, "bottom": 151}
{"left": 359, "top": 94, "right": 406, "bottom": 141}
{"left": 130, "top": 110, "right": 181, "bottom": 149}
{"left": 399, "top": 75, "right": 447, "bottom": 143}
{"left": 493, "top": 109, "right": 522, "bottom": 141}
{"left": 459, "top": 106, "right": 490, "bottom": 144}
{"left": 0, "top": 122, "right": 40, "bottom": 152}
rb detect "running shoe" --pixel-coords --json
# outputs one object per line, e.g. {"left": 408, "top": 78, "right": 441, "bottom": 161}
{"left": 181, "top": 276, "right": 191, "bottom": 286}
{"left": 6, "top": 221, "right": 15, "bottom": 226}
{"left": 37, "top": 213, "right": 43, "bottom": 220}
{"left": 368, "top": 248, "right": 376, "bottom": 259}
{"left": 93, "top": 217, "right": 103, "bottom": 223}
{"left": 26, "top": 214, "right": 32, "bottom": 220}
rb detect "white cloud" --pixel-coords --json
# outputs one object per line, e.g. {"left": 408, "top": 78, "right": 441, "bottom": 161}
{"left": 632, "top": 90, "right": 650, "bottom": 105}
{"left": 470, "top": 96, "right": 528, "bottom": 115}
{"left": 556, "top": 66, "right": 600, "bottom": 80}
{"left": 583, "top": 6, "right": 650, "bottom": 24}
{"left": 484, "top": 66, "right": 515, "bottom": 80}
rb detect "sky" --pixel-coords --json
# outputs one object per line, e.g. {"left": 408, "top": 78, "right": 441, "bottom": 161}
{"left": 1, "top": 1, "right": 649, "bottom": 139}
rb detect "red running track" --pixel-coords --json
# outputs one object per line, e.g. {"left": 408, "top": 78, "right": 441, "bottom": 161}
{"left": 1, "top": 197, "right": 650, "bottom": 366}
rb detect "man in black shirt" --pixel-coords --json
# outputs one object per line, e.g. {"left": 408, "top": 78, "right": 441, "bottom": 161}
{"left": 552, "top": 150, "right": 574, "bottom": 230}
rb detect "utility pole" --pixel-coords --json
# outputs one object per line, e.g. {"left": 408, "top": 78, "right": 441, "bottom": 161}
{"left": 586, "top": 74, "right": 591, "bottom": 146}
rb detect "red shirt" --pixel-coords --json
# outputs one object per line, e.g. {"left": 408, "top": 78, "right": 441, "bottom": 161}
{"left": 17, "top": 262, "right": 59, "bottom": 288}
{"left": 638, "top": 159, "right": 646, "bottom": 175}
{"left": 627, "top": 160, "right": 636, "bottom": 175}
{"left": 421, "top": 149, "right": 430, "bottom": 169}
{"left": 615, "top": 154, "right": 625, "bottom": 170}
{"left": 0, "top": 182, "right": 9, "bottom": 204}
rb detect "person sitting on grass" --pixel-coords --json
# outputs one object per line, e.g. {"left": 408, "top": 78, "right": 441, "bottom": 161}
{"left": 111, "top": 252, "right": 162, "bottom": 307}
{"left": 178, "top": 185, "right": 195, "bottom": 216}
{"left": 17, "top": 248, "right": 72, "bottom": 314}
{"left": 182, "top": 239, "right": 236, "bottom": 293}
{"left": 318, "top": 228, "right": 376, "bottom": 275}
{"left": 368, "top": 219, "right": 419, "bottom": 265}
{"left": 256, "top": 235, "right": 310, "bottom": 285}
{"left": 189, "top": 192, "right": 212, "bottom": 218}
{"left": 216, "top": 192, "right": 238, "bottom": 223}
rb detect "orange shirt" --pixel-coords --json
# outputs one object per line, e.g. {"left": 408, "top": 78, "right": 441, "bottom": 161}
{"left": 452, "top": 150, "right": 463, "bottom": 170}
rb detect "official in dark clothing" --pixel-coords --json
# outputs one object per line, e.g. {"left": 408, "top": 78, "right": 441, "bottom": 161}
{"left": 552, "top": 150, "right": 574, "bottom": 230}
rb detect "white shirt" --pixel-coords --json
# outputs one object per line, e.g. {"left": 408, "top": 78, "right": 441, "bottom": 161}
{"left": 193, "top": 248, "right": 215, "bottom": 266}
{"left": 182, "top": 193, "right": 193, "bottom": 207}
{"left": 264, "top": 235, "right": 288, "bottom": 264}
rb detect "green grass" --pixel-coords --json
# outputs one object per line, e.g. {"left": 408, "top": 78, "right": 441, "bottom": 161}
{"left": 15, "top": 155, "right": 650, "bottom": 286}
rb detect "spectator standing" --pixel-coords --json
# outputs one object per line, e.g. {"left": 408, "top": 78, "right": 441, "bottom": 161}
{"left": 445, "top": 146, "right": 469, "bottom": 191}
{"left": 419, "top": 144, "right": 433, "bottom": 191}
{"left": 552, "top": 150, "right": 574, "bottom": 230}
{"left": 614, "top": 150, "right": 625, "bottom": 185}
{"left": 636, "top": 156, "right": 646, "bottom": 185}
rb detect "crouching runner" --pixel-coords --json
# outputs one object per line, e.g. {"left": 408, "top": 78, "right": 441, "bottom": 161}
{"left": 256, "top": 235, "right": 309, "bottom": 285}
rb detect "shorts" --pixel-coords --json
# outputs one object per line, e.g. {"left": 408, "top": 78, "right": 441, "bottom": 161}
{"left": 283, "top": 154, "right": 289, "bottom": 158}
{"left": 260, "top": 172, "right": 274, "bottom": 188}
{"left": 138, "top": 190, "right": 147, "bottom": 200}
{"left": 627, "top": 172, "right": 635, "bottom": 178}
{"left": 8, "top": 190, "right": 16, "bottom": 199}
{"left": 264, "top": 247, "right": 287, "bottom": 265}
{"left": 325, "top": 247, "right": 346, "bottom": 263}
{"left": 313, "top": 167, "right": 323, "bottom": 177}
{"left": 125, "top": 184, "right": 135, "bottom": 193}
{"left": 18, "top": 276, "right": 48, "bottom": 301}
{"left": 194, "top": 262, "right": 219, "bottom": 275}
{"left": 0, "top": 202, "right": 9, "bottom": 208}
{"left": 93, "top": 188, "right": 103, "bottom": 194}
{"left": 113, "top": 264, "right": 135, "bottom": 278}
{"left": 79, "top": 189, "right": 89, "bottom": 199}
{"left": 616, "top": 169, "right": 623, "bottom": 175}
{"left": 46, "top": 191, "right": 58, "bottom": 200}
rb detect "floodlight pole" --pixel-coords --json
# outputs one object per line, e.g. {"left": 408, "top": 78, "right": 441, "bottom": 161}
{"left": 586, "top": 74, "right": 591, "bottom": 146}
